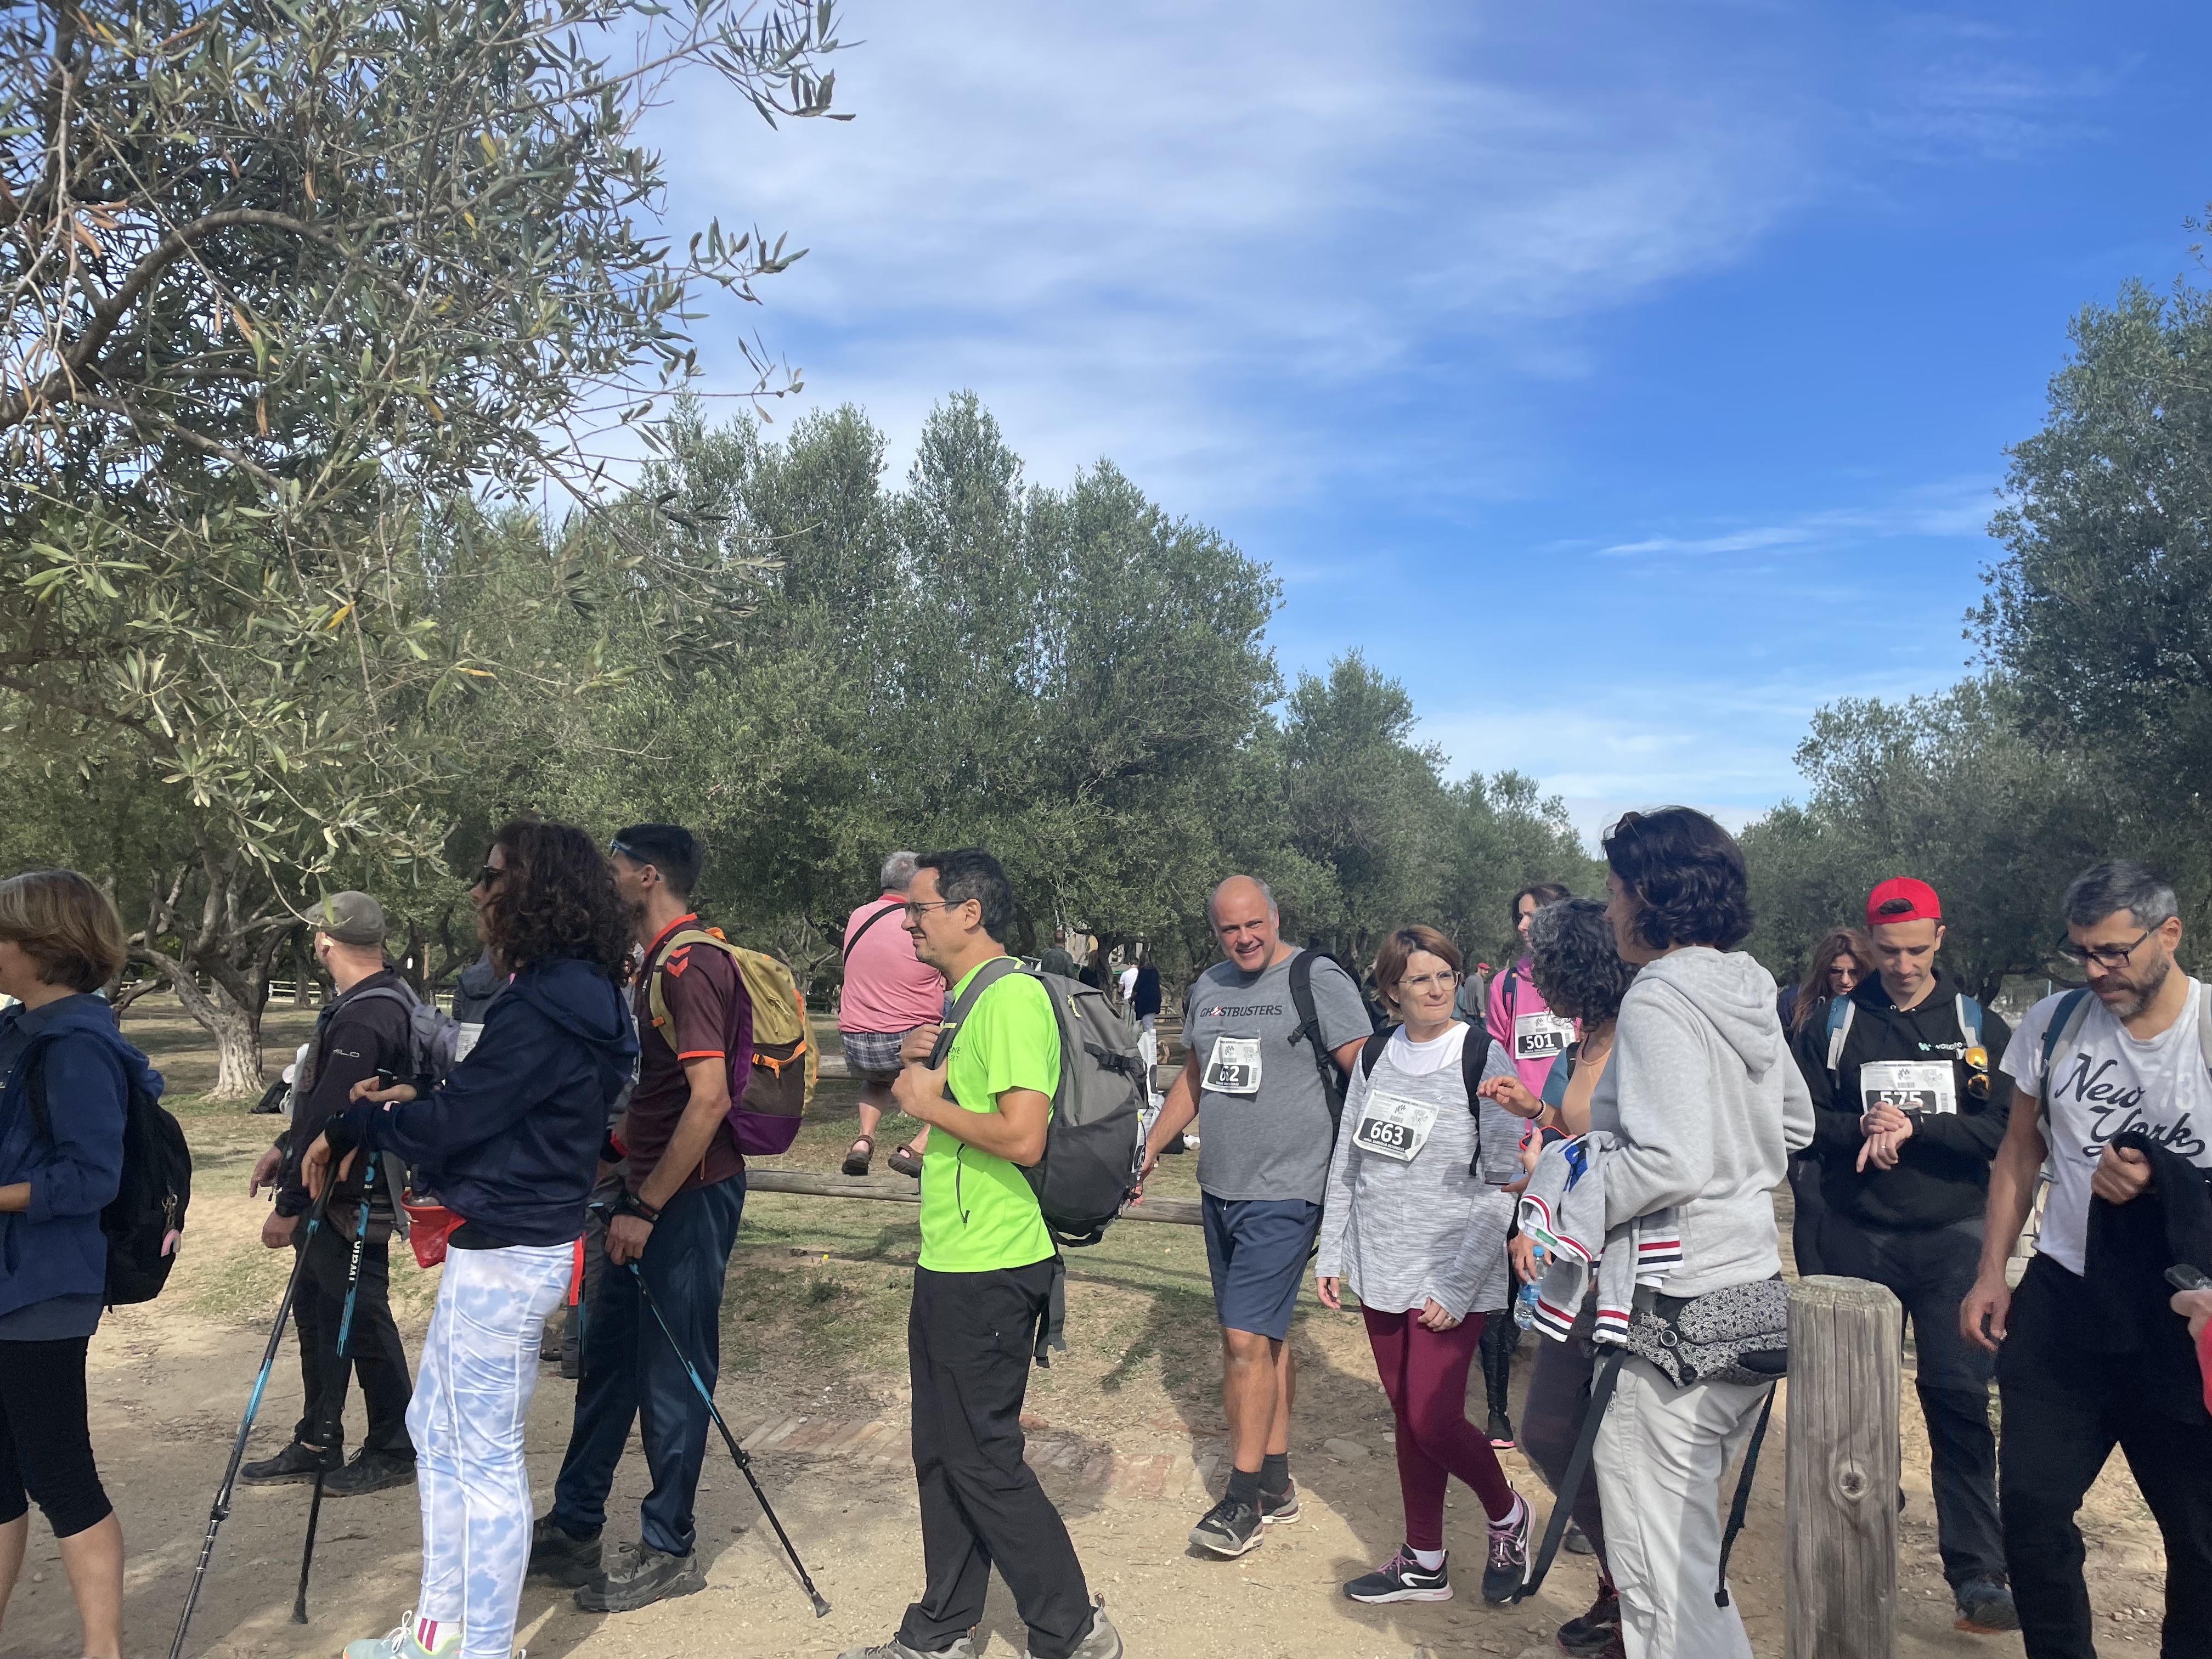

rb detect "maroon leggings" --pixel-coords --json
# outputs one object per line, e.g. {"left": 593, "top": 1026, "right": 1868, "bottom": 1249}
{"left": 1361, "top": 1305, "right": 1516, "bottom": 1550}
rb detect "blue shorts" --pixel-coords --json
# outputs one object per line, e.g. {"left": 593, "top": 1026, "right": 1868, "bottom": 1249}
{"left": 1201, "top": 1195, "right": 1322, "bottom": 1342}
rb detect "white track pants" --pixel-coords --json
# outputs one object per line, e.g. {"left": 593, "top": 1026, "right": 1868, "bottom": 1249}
{"left": 408, "top": 1240, "right": 573, "bottom": 1658}
{"left": 1594, "top": 1355, "right": 1766, "bottom": 1659}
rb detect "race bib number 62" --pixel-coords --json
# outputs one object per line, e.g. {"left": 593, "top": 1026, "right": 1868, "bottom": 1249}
{"left": 1203, "top": 1036, "right": 1262, "bottom": 1095}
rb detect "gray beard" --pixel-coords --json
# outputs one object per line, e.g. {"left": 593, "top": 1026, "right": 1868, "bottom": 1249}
{"left": 2109, "top": 952, "right": 2174, "bottom": 1022}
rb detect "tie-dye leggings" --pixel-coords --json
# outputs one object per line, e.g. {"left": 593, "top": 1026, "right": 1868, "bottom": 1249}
{"left": 407, "top": 1239, "right": 573, "bottom": 1658}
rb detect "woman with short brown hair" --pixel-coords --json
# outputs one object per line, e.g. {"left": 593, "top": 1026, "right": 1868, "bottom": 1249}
{"left": 0, "top": 869, "right": 159, "bottom": 1659}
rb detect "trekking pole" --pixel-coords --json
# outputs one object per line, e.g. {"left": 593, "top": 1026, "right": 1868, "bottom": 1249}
{"left": 1511, "top": 1347, "right": 1624, "bottom": 1604}
{"left": 624, "top": 1260, "right": 831, "bottom": 1616}
{"left": 169, "top": 1188, "right": 331, "bottom": 1659}
{"left": 293, "top": 1152, "right": 375, "bottom": 1624}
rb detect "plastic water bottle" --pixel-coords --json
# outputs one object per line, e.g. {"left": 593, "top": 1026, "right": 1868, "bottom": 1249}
{"left": 1514, "top": 1243, "right": 1546, "bottom": 1330}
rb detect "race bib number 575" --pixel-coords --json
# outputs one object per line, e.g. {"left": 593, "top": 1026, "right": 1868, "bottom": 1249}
{"left": 1861, "top": 1060, "right": 1956, "bottom": 1116}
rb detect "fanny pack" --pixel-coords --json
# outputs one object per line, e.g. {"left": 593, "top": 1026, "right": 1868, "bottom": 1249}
{"left": 400, "top": 1190, "right": 464, "bottom": 1269}
{"left": 1623, "top": 1274, "right": 1789, "bottom": 1388}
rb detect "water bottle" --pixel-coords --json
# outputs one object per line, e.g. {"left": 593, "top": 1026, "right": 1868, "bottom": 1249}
{"left": 1514, "top": 1242, "right": 1546, "bottom": 1330}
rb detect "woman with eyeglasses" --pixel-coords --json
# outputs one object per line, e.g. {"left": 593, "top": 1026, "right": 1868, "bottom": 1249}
{"left": 1316, "top": 925, "right": 1540, "bottom": 1608}
{"left": 304, "top": 821, "right": 638, "bottom": 1659}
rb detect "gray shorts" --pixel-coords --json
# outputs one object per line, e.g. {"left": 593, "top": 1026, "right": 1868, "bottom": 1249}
{"left": 840, "top": 1028, "right": 917, "bottom": 1082}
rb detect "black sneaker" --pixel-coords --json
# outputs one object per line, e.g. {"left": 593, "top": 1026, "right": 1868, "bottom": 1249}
{"left": 1187, "top": 1493, "right": 1263, "bottom": 1558}
{"left": 527, "top": 1514, "right": 603, "bottom": 1587}
{"left": 1564, "top": 1520, "right": 1596, "bottom": 1555}
{"left": 239, "top": 1440, "right": 340, "bottom": 1486}
{"left": 1558, "top": 1582, "right": 1622, "bottom": 1655}
{"left": 1486, "top": 1409, "right": 1516, "bottom": 1449}
{"left": 1258, "top": 1479, "right": 1300, "bottom": 1525}
{"left": 1954, "top": 1577, "right": 2019, "bottom": 1634}
{"left": 1342, "top": 1545, "right": 1451, "bottom": 1604}
{"left": 574, "top": 1541, "right": 706, "bottom": 1612}
{"left": 1481, "top": 1496, "right": 1530, "bottom": 1604}
{"left": 322, "top": 1447, "right": 416, "bottom": 1498}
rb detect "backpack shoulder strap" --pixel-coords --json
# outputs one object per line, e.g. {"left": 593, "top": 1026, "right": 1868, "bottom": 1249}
{"left": 2199, "top": 981, "right": 2212, "bottom": 1076}
{"left": 1359, "top": 1026, "right": 1393, "bottom": 1080}
{"left": 926, "top": 956, "right": 1022, "bottom": 1070}
{"left": 841, "top": 901, "right": 897, "bottom": 961}
{"left": 1825, "top": 997, "right": 1855, "bottom": 1075}
{"left": 1955, "top": 994, "right": 1983, "bottom": 1048}
{"left": 645, "top": 927, "right": 742, "bottom": 1032}
{"left": 2039, "top": 987, "right": 2094, "bottom": 1098}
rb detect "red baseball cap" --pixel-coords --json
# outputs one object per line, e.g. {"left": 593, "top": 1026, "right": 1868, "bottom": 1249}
{"left": 1866, "top": 877, "right": 1942, "bottom": 929}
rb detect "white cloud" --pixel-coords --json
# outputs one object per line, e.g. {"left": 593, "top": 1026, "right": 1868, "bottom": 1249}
{"left": 1595, "top": 476, "right": 1999, "bottom": 558}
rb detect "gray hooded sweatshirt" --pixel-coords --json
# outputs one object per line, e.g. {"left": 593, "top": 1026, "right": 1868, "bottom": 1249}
{"left": 1588, "top": 946, "right": 1815, "bottom": 1299}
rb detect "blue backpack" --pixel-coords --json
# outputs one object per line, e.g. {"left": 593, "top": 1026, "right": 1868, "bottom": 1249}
{"left": 1824, "top": 991, "right": 1984, "bottom": 1078}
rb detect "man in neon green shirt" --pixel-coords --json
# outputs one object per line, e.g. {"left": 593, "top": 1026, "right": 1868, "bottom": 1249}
{"left": 836, "top": 848, "right": 1120, "bottom": 1659}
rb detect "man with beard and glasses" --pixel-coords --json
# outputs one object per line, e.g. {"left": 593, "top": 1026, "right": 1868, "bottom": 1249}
{"left": 1962, "top": 860, "right": 2212, "bottom": 1659}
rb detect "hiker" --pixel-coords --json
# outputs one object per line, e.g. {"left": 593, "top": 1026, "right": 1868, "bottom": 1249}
{"left": 838, "top": 848, "right": 1120, "bottom": 1659}
{"left": 1131, "top": 949, "right": 1164, "bottom": 1127}
{"left": 1796, "top": 879, "right": 2015, "bottom": 1633}
{"left": 1316, "top": 924, "right": 1534, "bottom": 1606}
{"left": 1039, "top": 928, "right": 1079, "bottom": 979}
{"left": 0, "top": 870, "right": 155, "bottom": 1659}
{"left": 243, "top": 890, "right": 419, "bottom": 1499}
{"left": 1964, "top": 860, "right": 2212, "bottom": 1659}
{"left": 839, "top": 851, "right": 941, "bottom": 1179}
{"left": 1779, "top": 926, "right": 1873, "bottom": 1276}
{"left": 1139, "top": 875, "right": 1374, "bottom": 1559}
{"left": 1483, "top": 895, "right": 1638, "bottom": 1658}
{"left": 307, "top": 820, "right": 637, "bottom": 1659}
{"left": 532, "top": 825, "right": 753, "bottom": 1613}
{"left": 1588, "top": 808, "right": 1812, "bottom": 1659}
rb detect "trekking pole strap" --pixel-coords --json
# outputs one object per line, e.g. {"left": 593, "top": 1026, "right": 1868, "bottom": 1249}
{"left": 1513, "top": 1345, "right": 1625, "bottom": 1602}
{"left": 1714, "top": 1384, "right": 1777, "bottom": 1607}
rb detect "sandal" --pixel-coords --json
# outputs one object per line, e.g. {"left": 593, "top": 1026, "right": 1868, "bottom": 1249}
{"left": 889, "top": 1143, "right": 924, "bottom": 1179}
{"left": 840, "top": 1135, "right": 874, "bottom": 1177}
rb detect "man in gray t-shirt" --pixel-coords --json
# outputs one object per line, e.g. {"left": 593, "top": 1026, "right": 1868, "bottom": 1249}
{"left": 1139, "top": 875, "right": 1373, "bottom": 1561}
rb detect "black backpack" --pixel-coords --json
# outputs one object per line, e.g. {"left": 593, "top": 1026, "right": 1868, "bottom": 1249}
{"left": 929, "top": 957, "right": 1147, "bottom": 1249}
{"left": 1287, "top": 949, "right": 1386, "bottom": 1136}
{"left": 1357, "top": 1024, "right": 1497, "bottom": 1177}
{"left": 27, "top": 1041, "right": 193, "bottom": 1306}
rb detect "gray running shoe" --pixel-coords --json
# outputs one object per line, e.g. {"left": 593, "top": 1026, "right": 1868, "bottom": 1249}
{"left": 574, "top": 1541, "right": 705, "bottom": 1612}
{"left": 835, "top": 1638, "right": 977, "bottom": 1659}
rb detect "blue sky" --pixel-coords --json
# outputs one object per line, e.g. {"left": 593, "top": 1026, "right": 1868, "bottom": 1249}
{"left": 644, "top": 2, "right": 2211, "bottom": 841}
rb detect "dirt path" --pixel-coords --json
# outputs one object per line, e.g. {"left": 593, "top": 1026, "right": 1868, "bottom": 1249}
{"left": 2, "top": 1003, "right": 2171, "bottom": 1657}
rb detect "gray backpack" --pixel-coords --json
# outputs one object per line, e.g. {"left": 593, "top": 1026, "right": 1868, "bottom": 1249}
{"left": 298, "top": 981, "right": 464, "bottom": 1097}
{"left": 929, "top": 957, "right": 1147, "bottom": 1248}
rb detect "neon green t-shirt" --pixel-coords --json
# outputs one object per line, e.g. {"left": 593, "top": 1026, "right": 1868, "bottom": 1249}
{"left": 916, "top": 960, "right": 1059, "bottom": 1274}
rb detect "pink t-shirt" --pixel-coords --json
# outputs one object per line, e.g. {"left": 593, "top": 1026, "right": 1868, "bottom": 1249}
{"left": 1486, "top": 956, "right": 1579, "bottom": 1095}
{"left": 837, "top": 895, "right": 944, "bottom": 1035}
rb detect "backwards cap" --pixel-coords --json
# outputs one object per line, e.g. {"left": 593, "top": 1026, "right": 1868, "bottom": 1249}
{"left": 1866, "top": 877, "right": 1941, "bottom": 930}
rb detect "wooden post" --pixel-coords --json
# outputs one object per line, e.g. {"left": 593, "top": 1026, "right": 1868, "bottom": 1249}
{"left": 1786, "top": 1275, "right": 1901, "bottom": 1659}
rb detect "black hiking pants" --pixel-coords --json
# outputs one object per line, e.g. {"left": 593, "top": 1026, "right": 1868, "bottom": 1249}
{"left": 292, "top": 1220, "right": 413, "bottom": 1455}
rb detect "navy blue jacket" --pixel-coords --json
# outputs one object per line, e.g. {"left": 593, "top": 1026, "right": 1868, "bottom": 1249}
{"left": 338, "top": 957, "right": 636, "bottom": 1247}
{"left": 0, "top": 994, "right": 162, "bottom": 1320}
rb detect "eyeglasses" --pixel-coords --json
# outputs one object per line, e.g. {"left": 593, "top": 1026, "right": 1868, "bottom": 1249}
{"left": 2057, "top": 929, "right": 2151, "bottom": 969}
{"left": 1396, "top": 970, "right": 1461, "bottom": 994}
{"left": 902, "top": 899, "right": 960, "bottom": 920}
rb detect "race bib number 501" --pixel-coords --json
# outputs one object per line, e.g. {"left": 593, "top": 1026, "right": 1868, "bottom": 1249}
{"left": 1514, "top": 1011, "right": 1575, "bottom": 1063}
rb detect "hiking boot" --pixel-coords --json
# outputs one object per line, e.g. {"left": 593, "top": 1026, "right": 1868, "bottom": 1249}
{"left": 1486, "top": 1409, "right": 1516, "bottom": 1449}
{"left": 1187, "top": 1492, "right": 1263, "bottom": 1557}
{"left": 889, "top": 1143, "right": 924, "bottom": 1179}
{"left": 324, "top": 1447, "right": 417, "bottom": 1497}
{"left": 1032, "top": 1607, "right": 1122, "bottom": 1659}
{"left": 1342, "top": 1545, "right": 1452, "bottom": 1604}
{"left": 1258, "top": 1478, "right": 1300, "bottom": 1524}
{"left": 343, "top": 1611, "right": 460, "bottom": 1658}
{"left": 574, "top": 1541, "right": 705, "bottom": 1612}
{"left": 239, "top": 1439, "right": 340, "bottom": 1486}
{"left": 1955, "top": 1577, "right": 2020, "bottom": 1634}
{"left": 836, "top": 1638, "right": 977, "bottom": 1659}
{"left": 1481, "top": 1495, "right": 1530, "bottom": 1604}
{"left": 527, "top": 1514, "right": 603, "bottom": 1587}
{"left": 1564, "top": 1520, "right": 1595, "bottom": 1555}
{"left": 1558, "top": 1583, "right": 1622, "bottom": 1656}
{"left": 842, "top": 1136, "right": 875, "bottom": 1177}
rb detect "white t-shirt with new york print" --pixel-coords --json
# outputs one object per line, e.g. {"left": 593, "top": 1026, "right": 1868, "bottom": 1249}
{"left": 2000, "top": 977, "right": 2212, "bottom": 1275}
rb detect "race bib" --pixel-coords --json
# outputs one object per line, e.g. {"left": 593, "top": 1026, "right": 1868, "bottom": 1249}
{"left": 1352, "top": 1091, "right": 1438, "bottom": 1163}
{"left": 1514, "top": 1011, "right": 1575, "bottom": 1063}
{"left": 1861, "top": 1060, "right": 1956, "bottom": 1116}
{"left": 1203, "top": 1036, "right": 1262, "bottom": 1095}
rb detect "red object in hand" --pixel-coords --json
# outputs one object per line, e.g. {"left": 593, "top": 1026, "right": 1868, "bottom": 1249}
{"left": 401, "top": 1192, "right": 464, "bottom": 1268}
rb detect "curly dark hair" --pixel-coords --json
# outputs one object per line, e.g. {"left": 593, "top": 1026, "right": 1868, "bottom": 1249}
{"left": 1527, "top": 897, "right": 1637, "bottom": 1026}
{"left": 478, "top": 819, "right": 633, "bottom": 981}
{"left": 1601, "top": 806, "right": 1752, "bottom": 952}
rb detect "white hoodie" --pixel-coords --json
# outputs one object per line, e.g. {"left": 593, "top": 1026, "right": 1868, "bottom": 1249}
{"left": 1588, "top": 946, "right": 1815, "bottom": 1298}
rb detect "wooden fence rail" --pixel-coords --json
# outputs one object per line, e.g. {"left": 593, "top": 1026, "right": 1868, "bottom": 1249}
{"left": 743, "top": 1167, "right": 1203, "bottom": 1227}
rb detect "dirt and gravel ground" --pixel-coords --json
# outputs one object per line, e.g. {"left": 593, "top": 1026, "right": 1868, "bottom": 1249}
{"left": 0, "top": 998, "right": 2172, "bottom": 1657}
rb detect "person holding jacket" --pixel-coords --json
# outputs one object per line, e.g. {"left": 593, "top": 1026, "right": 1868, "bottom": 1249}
{"left": 0, "top": 870, "right": 154, "bottom": 1659}
{"left": 307, "top": 821, "right": 637, "bottom": 1659}
{"left": 1590, "top": 809, "right": 1813, "bottom": 1659}
{"left": 1316, "top": 925, "right": 1533, "bottom": 1608}
{"left": 1795, "top": 878, "right": 2016, "bottom": 1634}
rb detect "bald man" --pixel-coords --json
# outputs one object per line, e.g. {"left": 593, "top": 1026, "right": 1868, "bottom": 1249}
{"left": 1139, "top": 877, "right": 1372, "bottom": 1560}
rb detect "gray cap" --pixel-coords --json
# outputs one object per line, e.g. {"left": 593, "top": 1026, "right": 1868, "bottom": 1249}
{"left": 317, "top": 891, "right": 387, "bottom": 946}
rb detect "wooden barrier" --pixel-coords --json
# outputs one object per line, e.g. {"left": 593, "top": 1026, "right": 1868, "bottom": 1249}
{"left": 744, "top": 1167, "right": 1205, "bottom": 1227}
{"left": 1786, "top": 1275, "right": 1902, "bottom": 1659}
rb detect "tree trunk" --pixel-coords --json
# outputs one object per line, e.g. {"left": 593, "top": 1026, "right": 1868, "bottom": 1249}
{"left": 170, "top": 971, "right": 266, "bottom": 1098}
{"left": 292, "top": 926, "right": 312, "bottom": 1009}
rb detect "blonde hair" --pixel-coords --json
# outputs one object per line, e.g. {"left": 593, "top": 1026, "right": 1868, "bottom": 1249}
{"left": 0, "top": 869, "right": 128, "bottom": 992}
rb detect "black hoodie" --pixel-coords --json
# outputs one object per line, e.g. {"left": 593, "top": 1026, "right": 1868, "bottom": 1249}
{"left": 1796, "top": 966, "right": 2013, "bottom": 1231}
